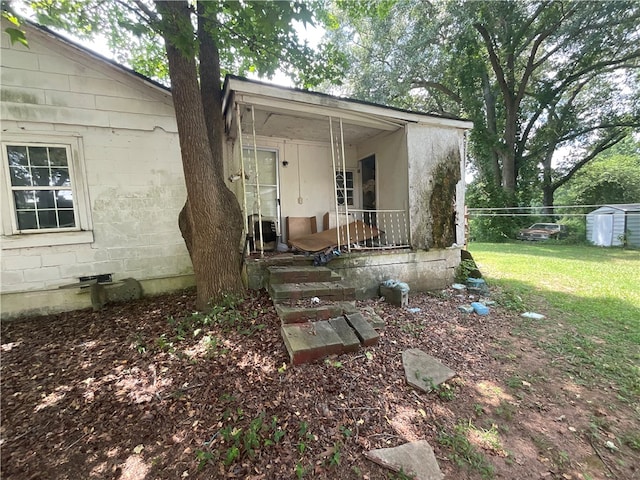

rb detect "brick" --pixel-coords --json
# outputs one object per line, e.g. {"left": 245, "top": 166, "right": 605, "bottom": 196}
{"left": 345, "top": 312, "right": 379, "bottom": 347}
{"left": 328, "top": 317, "right": 360, "bottom": 353}
{"left": 281, "top": 321, "right": 344, "bottom": 365}
{"left": 275, "top": 304, "right": 345, "bottom": 324}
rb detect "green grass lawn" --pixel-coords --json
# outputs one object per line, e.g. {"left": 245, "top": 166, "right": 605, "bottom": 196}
{"left": 468, "top": 241, "right": 640, "bottom": 400}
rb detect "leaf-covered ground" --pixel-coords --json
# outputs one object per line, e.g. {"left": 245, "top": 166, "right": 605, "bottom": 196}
{"left": 2, "top": 288, "right": 638, "bottom": 479}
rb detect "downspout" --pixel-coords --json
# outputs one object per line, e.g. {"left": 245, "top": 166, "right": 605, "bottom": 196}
{"left": 250, "top": 105, "right": 264, "bottom": 257}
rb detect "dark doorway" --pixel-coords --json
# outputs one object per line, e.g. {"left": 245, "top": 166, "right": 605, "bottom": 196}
{"left": 361, "top": 155, "right": 376, "bottom": 224}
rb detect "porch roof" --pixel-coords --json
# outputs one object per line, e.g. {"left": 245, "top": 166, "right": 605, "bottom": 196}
{"left": 222, "top": 75, "right": 472, "bottom": 144}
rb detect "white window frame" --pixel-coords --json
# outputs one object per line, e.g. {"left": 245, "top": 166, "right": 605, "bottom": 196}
{"left": 1, "top": 133, "right": 93, "bottom": 249}
{"left": 336, "top": 169, "right": 355, "bottom": 207}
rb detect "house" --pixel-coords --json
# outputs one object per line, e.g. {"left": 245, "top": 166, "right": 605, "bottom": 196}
{"left": 1, "top": 21, "right": 472, "bottom": 319}
{"left": 1, "top": 21, "right": 193, "bottom": 318}
{"left": 586, "top": 204, "right": 640, "bottom": 247}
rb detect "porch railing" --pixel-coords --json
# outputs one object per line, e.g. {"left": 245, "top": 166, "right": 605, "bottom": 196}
{"left": 336, "top": 208, "right": 410, "bottom": 251}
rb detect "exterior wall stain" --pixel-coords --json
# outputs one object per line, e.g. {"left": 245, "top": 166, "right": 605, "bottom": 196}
{"left": 429, "top": 150, "right": 461, "bottom": 248}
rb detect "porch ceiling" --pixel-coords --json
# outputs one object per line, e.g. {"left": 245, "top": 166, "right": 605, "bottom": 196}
{"left": 246, "top": 107, "right": 395, "bottom": 144}
{"left": 230, "top": 95, "right": 406, "bottom": 145}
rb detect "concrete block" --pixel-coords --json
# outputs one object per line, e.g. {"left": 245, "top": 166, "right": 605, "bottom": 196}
{"left": 1, "top": 68, "right": 70, "bottom": 91}
{"left": 24, "top": 266, "right": 60, "bottom": 282}
{"left": 380, "top": 286, "right": 408, "bottom": 307}
{"left": 0, "top": 49, "right": 40, "bottom": 70}
{"left": 1, "top": 270, "right": 24, "bottom": 286}
{"left": 45, "top": 90, "right": 96, "bottom": 109}
{"left": 328, "top": 317, "right": 361, "bottom": 353}
{"left": 3, "top": 255, "right": 41, "bottom": 270}
{"left": 1, "top": 86, "right": 46, "bottom": 105}
{"left": 95, "top": 95, "right": 174, "bottom": 116}
{"left": 345, "top": 312, "right": 379, "bottom": 346}
{"left": 41, "top": 252, "right": 77, "bottom": 267}
{"left": 38, "top": 55, "right": 94, "bottom": 77}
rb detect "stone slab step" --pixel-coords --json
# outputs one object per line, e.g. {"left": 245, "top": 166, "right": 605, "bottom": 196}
{"left": 345, "top": 312, "right": 379, "bottom": 346}
{"left": 268, "top": 265, "right": 334, "bottom": 284}
{"left": 269, "top": 282, "right": 355, "bottom": 302}
{"left": 275, "top": 304, "right": 345, "bottom": 324}
{"left": 328, "top": 317, "right": 361, "bottom": 353}
{"left": 281, "top": 321, "right": 344, "bottom": 365}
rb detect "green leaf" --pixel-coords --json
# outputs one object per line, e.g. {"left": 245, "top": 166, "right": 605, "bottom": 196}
{"left": 4, "top": 27, "right": 27, "bottom": 46}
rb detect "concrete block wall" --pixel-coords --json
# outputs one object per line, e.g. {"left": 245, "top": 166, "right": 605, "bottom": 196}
{"left": 1, "top": 22, "right": 194, "bottom": 318}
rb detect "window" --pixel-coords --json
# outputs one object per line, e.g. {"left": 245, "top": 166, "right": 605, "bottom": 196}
{"left": 1, "top": 135, "right": 93, "bottom": 248}
{"left": 5, "top": 144, "right": 76, "bottom": 231}
{"left": 336, "top": 170, "right": 354, "bottom": 206}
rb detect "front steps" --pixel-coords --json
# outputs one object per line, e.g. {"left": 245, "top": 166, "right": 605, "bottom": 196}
{"left": 267, "top": 263, "right": 382, "bottom": 365}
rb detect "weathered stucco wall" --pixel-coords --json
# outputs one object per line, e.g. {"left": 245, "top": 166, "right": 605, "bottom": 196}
{"left": 406, "top": 124, "right": 464, "bottom": 250}
{"left": 1, "top": 23, "right": 193, "bottom": 318}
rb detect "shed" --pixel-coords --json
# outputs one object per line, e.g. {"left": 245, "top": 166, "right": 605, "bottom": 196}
{"left": 586, "top": 204, "right": 640, "bottom": 247}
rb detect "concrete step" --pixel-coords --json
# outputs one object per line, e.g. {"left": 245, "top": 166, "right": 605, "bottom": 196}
{"left": 345, "top": 312, "right": 379, "bottom": 346}
{"left": 281, "top": 321, "right": 345, "bottom": 365}
{"left": 275, "top": 301, "right": 355, "bottom": 324}
{"left": 268, "top": 265, "right": 335, "bottom": 284}
{"left": 269, "top": 282, "right": 355, "bottom": 303}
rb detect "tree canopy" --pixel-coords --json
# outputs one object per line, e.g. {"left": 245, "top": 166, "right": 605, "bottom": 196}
{"left": 330, "top": 0, "right": 640, "bottom": 214}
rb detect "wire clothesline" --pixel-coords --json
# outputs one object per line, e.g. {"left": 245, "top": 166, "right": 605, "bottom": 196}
{"left": 468, "top": 203, "right": 638, "bottom": 211}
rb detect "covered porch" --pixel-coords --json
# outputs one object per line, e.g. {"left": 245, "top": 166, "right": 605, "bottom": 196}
{"left": 222, "top": 75, "right": 470, "bottom": 262}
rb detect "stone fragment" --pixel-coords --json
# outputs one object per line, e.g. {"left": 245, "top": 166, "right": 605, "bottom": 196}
{"left": 365, "top": 440, "right": 444, "bottom": 480}
{"left": 402, "top": 349, "right": 455, "bottom": 392}
{"left": 360, "top": 306, "right": 385, "bottom": 329}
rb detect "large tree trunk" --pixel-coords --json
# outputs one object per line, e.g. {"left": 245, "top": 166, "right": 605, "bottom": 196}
{"left": 157, "top": 1, "right": 244, "bottom": 310}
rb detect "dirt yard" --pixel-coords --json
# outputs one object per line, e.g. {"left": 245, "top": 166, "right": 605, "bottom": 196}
{"left": 1, "top": 288, "right": 638, "bottom": 479}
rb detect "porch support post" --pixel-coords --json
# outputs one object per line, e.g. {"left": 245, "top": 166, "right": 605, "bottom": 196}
{"left": 329, "top": 117, "right": 341, "bottom": 251}
{"left": 250, "top": 105, "right": 264, "bottom": 256}
{"left": 339, "top": 118, "right": 351, "bottom": 253}
{"left": 236, "top": 104, "right": 249, "bottom": 254}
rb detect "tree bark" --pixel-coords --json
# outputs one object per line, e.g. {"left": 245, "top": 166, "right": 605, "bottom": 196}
{"left": 157, "top": 0, "right": 244, "bottom": 310}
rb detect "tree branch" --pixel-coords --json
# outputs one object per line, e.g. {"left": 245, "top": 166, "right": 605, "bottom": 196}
{"left": 410, "top": 80, "right": 462, "bottom": 104}
{"left": 552, "top": 132, "right": 627, "bottom": 191}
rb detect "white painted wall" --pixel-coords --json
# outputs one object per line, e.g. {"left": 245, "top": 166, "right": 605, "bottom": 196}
{"left": 1, "top": 23, "right": 192, "bottom": 317}
{"left": 356, "top": 128, "right": 408, "bottom": 211}
{"left": 227, "top": 135, "right": 358, "bottom": 241}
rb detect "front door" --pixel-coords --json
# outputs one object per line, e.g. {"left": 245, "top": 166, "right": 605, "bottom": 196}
{"left": 243, "top": 148, "right": 280, "bottom": 241}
